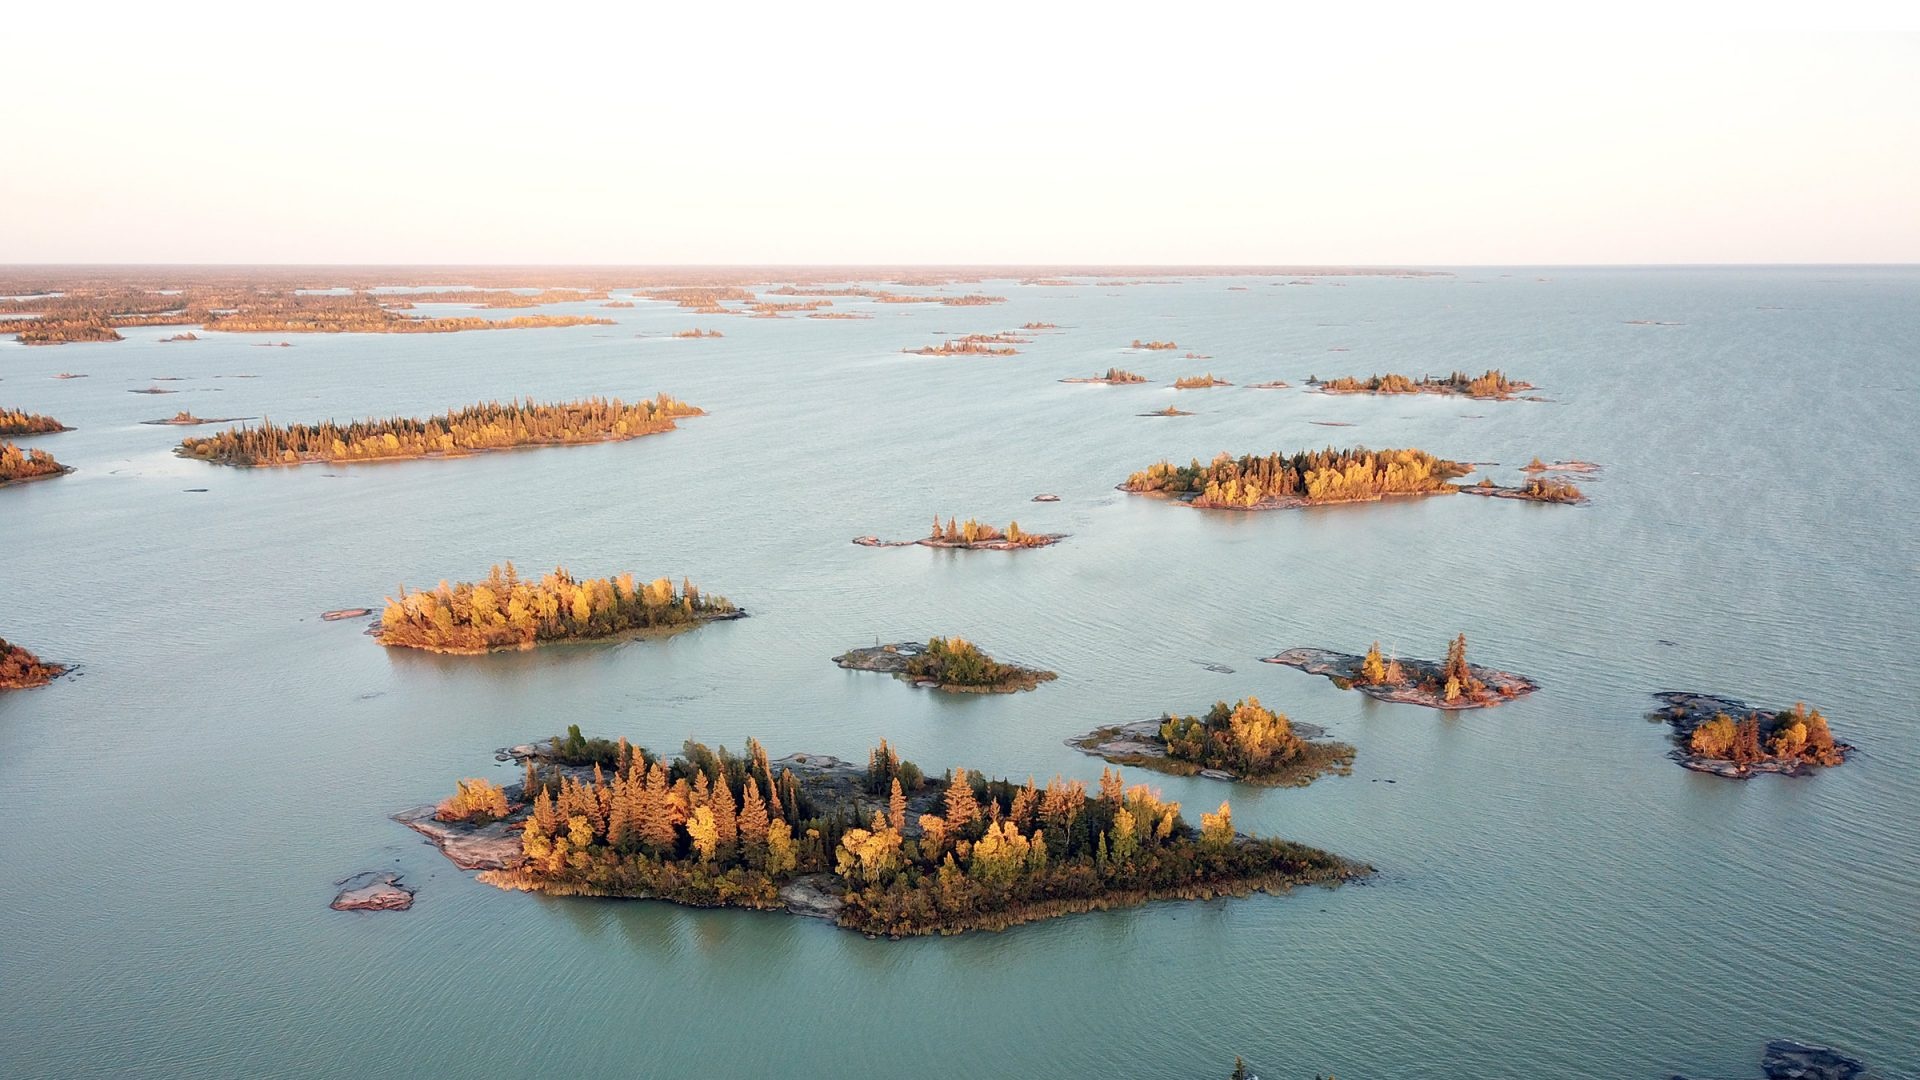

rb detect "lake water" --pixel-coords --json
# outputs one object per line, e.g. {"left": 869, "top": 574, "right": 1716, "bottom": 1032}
{"left": 2, "top": 269, "right": 1916, "bottom": 1079}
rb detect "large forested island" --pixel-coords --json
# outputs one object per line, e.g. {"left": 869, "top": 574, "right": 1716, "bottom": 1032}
{"left": 0, "top": 638, "right": 66, "bottom": 690}
{"left": 1265, "top": 637, "right": 1538, "bottom": 710}
{"left": 0, "top": 409, "right": 69, "bottom": 436}
{"left": 175, "top": 394, "right": 701, "bottom": 467}
{"left": 1311, "top": 369, "right": 1534, "bottom": 399}
{"left": 854, "top": 517, "right": 1064, "bottom": 551}
{"left": 377, "top": 565, "right": 739, "bottom": 654}
{"left": 1122, "top": 447, "right": 1470, "bottom": 510}
{"left": 1071, "top": 698, "right": 1355, "bottom": 787}
{"left": 1650, "top": 692, "right": 1851, "bottom": 778}
{"left": 835, "top": 638, "right": 1056, "bottom": 693}
{"left": 398, "top": 733, "right": 1363, "bottom": 936}
{"left": 0, "top": 442, "right": 72, "bottom": 487}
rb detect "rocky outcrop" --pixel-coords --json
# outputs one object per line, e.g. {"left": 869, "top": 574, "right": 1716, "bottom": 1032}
{"left": 392, "top": 805, "right": 527, "bottom": 871}
{"left": 1762, "top": 1040, "right": 1871, "bottom": 1080}
{"left": 330, "top": 871, "right": 414, "bottom": 911}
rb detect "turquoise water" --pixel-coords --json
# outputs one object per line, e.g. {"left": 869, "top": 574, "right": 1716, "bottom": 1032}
{"left": 2, "top": 269, "right": 1916, "bottom": 1078}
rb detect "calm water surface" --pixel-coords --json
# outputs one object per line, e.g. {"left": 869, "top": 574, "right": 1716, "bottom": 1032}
{"left": 2, "top": 269, "right": 1917, "bottom": 1078}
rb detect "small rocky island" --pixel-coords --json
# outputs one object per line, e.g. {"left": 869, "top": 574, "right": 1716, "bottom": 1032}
{"left": 0, "top": 442, "right": 73, "bottom": 487}
{"left": 854, "top": 516, "right": 1064, "bottom": 551}
{"left": 1, "top": 637, "right": 68, "bottom": 690}
{"left": 1071, "top": 697, "right": 1355, "bottom": 787}
{"left": 1649, "top": 692, "right": 1851, "bottom": 778}
{"left": 397, "top": 731, "right": 1364, "bottom": 936}
{"left": 1173, "top": 373, "right": 1231, "bottom": 389}
{"left": 0, "top": 408, "right": 70, "bottom": 436}
{"left": 834, "top": 637, "right": 1056, "bottom": 693}
{"left": 330, "top": 871, "right": 415, "bottom": 911}
{"left": 1461, "top": 476, "right": 1586, "bottom": 504}
{"left": 376, "top": 564, "right": 740, "bottom": 654}
{"left": 141, "top": 411, "right": 254, "bottom": 427}
{"left": 1061, "top": 367, "right": 1149, "bottom": 385}
{"left": 1264, "top": 637, "right": 1538, "bottom": 710}
{"left": 1130, "top": 339, "right": 1179, "bottom": 351}
{"left": 1123, "top": 447, "right": 1471, "bottom": 511}
{"left": 1310, "top": 369, "right": 1534, "bottom": 400}
{"left": 1139, "top": 405, "right": 1195, "bottom": 417}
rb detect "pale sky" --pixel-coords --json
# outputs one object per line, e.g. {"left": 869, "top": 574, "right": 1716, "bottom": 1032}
{"left": 2, "top": 6, "right": 1916, "bottom": 265}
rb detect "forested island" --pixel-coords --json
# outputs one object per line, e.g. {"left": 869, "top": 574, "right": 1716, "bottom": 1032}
{"left": 1265, "top": 637, "right": 1538, "bottom": 710}
{"left": 399, "top": 732, "right": 1363, "bottom": 936}
{"left": 1122, "top": 447, "right": 1470, "bottom": 510}
{"left": 1173, "top": 374, "right": 1231, "bottom": 389}
{"left": 854, "top": 517, "right": 1064, "bottom": 550}
{"left": 0, "top": 638, "right": 67, "bottom": 690}
{"left": 1131, "top": 339, "right": 1178, "bottom": 350}
{"left": 672, "top": 328, "right": 724, "bottom": 338}
{"left": 0, "top": 288, "right": 611, "bottom": 343}
{"left": 1061, "top": 368, "right": 1149, "bottom": 385}
{"left": 376, "top": 565, "right": 740, "bottom": 654}
{"left": 1311, "top": 369, "right": 1533, "bottom": 399}
{"left": 1462, "top": 476, "right": 1586, "bottom": 504}
{"left": 0, "top": 409, "right": 69, "bottom": 436}
{"left": 1071, "top": 697, "right": 1355, "bottom": 787}
{"left": 0, "top": 442, "right": 72, "bottom": 487}
{"left": 835, "top": 638, "right": 1056, "bottom": 693}
{"left": 176, "top": 394, "right": 701, "bottom": 467}
{"left": 1650, "top": 692, "right": 1851, "bottom": 778}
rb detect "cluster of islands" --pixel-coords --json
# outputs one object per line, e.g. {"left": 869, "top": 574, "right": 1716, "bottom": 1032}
{"left": 1, "top": 267, "right": 1862, "bottom": 1026}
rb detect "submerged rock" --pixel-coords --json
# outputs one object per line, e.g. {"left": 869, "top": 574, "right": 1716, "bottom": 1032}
{"left": 330, "top": 871, "right": 414, "bottom": 911}
{"left": 1762, "top": 1039, "right": 1870, "bottom": 1080}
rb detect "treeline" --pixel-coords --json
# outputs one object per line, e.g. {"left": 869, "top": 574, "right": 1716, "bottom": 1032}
{"left": 7, "top": 315, "right": 126, "bottom": 345}
{"left": 378, "top": 564, "right": 735, "bottom": 652}
{"left": 1158, "top": 698, "right": 1354, "bottom": 784}
{"left": 0, "top": 409, "right": 67, "bottom": 435}
{"left": 1687, "top": 704, "right": 1844, "bottom": 768}
{"left": 906, "top": 636, "right": 1052, "bottom": 689}
{"left": 0, "top": 638, "right": 66, "bottom": 690}
{"left": 477, "top": 736, "right": 1353, "bottom": 936}
{"left": 927, "top": 517, "right": 1051, "bottom": 547}
{"left": 176, "top": 394, "right": 701, "bottom": 466}
{"left": 1317, "top": 369, "right": 1528, "bottom": 398}
{"left": 1124, "top": 447, "right": 1468, "bottom": 509}
{"left": 0, "top": 442, "right": 69, "bottom": 484}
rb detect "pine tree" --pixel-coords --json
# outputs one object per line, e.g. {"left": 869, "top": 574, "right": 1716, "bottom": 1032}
{"left": 944, "top": 768, "right": 979, "bottom": 835}
{"left": 889, "top": 777, "right": 909, "bottom": 833}
{"left": 739, "top": 777, "right": 770, "bottom": 847}
{"left": 712, "top": 778, "right": 738, "bottom": 849}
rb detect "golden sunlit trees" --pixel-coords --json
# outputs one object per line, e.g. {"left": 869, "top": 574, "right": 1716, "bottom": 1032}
{"left": 0, "top": 638, "right": 67, "bottom": 690}
{"left": 0, "top": 441, "right": 69, "bottom": 485}
{"left": 474, "top": 735, "right": 1358, "bottom": 936}
{"left": 1687, "top": 703, "right": 1844, "bottom": 768}
{"left": 376, "top": 564, "right": 735, "bottom": 652}
{"left": 178, "top": 394, "right": 701, "bottom": 467}
{"left": 902, "top": 637, "right": 1055, "bottom": 691}
{"left": 0, "top": 409, "right": 68, "bottom": 436}
{"left": 436, "top": 778, "right": 510, "bottom": 824}
{"left": 1153, "top": 698, "right": 1356, "bottom": 785}
{"left": 1123, "top": 447, "right": 1470, "bottom": 509}
{"left": 1318, "top": 369, "right": 1530, "bottom": 399}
